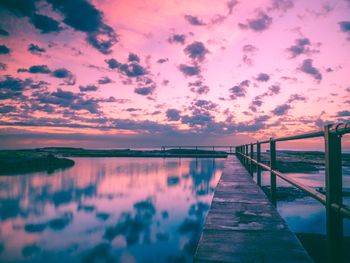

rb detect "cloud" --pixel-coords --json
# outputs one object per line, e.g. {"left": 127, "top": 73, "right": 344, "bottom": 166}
{"left": 98, "top": 76, "right": 113, "bottom": 84}
{"left": 287, "top": 94, "right": 306, "bottom": 103}
{"left": 0, "top": 45, "right": 10, "bottom": 54}
{"left": 189, "top": 80, "right": 209, "bottom": 94}
{"left": 28, "top": 43, "right": 46, "bottom": 54}
{"left": 105, "top": 58, "right": 120, "bottom": 69}
{"left": 35, "top": 88, "right": 101, "bottom": 114}
{"left": 193, "top": 100, "right": 218, "bottom": 111}
{"left": 134, "top": 86, "right": 155, "bottom": 96}
{"left": 272, "top": 104, "right": 291, "bottom": 115}
{"left": 256, "top": 73, "right": 270, "bottom": 82}
{"left": 237, "top": 115, "right": 270, "bottom": 132}
{"left": 242, "top": 44, "right": 258, "bottom": 53}
{"left": 241, "top": 12, "right": 273, "bottom": 32}
{"left": 51, "top": 68, "right": 76, "bottom": 85}
{"left": 0, "top": 0, "right": 37, "bottom": 17}
{"left": 47, "top": 0, "right": 117, "bottom": 54}
{"left": 229, "top": 80, "right": 249, "bottom": 99}
{"left": 184, "top": 41, "right": 208, "bottom": 62}
{"left": 249, "top": 84, "right": 281, "bottom": 112}
{"left": 298, "top": 59, "right": 322, "bottom": 82}
{"left": 0, "top": 63, "right": 7, "bottom": 71}
{"left": 157, "top": 58, "right": 168, "bottom": 64}
{"left": 268, "top": 85, "right": 281, "bottom": 95}
{"left": 168, "top": 34, "right": 186, "bottom": 44}
{"left": 267, "top": 0, "right": 294, "bottom": 12}
{"left": 179, "top": 64, "right": 200, "bottom": 77}
{"left": 287, "top": 38, "right": 311, "bottom": 58}
{"left": 128, "top": 53, "right": 140, "bottom": 62}
{"left": 0, "top": 26, "right": 9, "bottom": 36}
{"left": 30, "top": 13, "right": 62, "bottom": 33}
{"left": 105, "top": 57, "right": 146, "bottom": 77}
{"left": 18, "top": 65, "right": 51, "bottom": 74}
{"left": 79, "top": 84, "right": 98, "bottom": 92}
{"left": 0, "top": 105, "right": 16, "bottom": 113}
{"left": 227, "top": 0, "right": 239, "bottom": 15}
{"left": 336, "top": 110, "right": 350, "bottom": 117}
{"left": 0, "top": 75, "right": 37, "bottom": 100}
{"left": 181, "top": 110, "right": 213, "bottom": 128}
{"left": 166, "top": 109, "right": 181, "bottom": 121}
{"left": 184, "top": 15, "right": 206, "bottom": 26}
{"left": 339, "top": 21, "right": 350, "bottom": 40}
{"left": 270, "top": 93, "right": 305, "bottom": 116}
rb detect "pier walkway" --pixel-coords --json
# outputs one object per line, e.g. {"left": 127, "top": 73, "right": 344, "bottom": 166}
{"left": 194, "top": 155, "right": 312, "bottom": 263}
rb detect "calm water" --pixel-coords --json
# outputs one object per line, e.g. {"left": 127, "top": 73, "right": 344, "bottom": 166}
{"left": 256, "top": 169, "right": 350, "bottom": 236}
{"left": 0, "top": 158, "right": 224, "bottom": 263}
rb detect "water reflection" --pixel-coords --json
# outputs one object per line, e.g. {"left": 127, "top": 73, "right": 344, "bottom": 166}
{"left": 0, "top": 158, "right": 224, "bottom": 263}
{"left": 254, "top": 170, "right": 350, "bottom": 236}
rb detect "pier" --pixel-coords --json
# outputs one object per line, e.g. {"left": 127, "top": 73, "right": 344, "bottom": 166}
{"left": 194, "top": 155, "right": 312, "bottom": 262}
{"left": 194, "top": 122, "right": 350, "bottom": 263}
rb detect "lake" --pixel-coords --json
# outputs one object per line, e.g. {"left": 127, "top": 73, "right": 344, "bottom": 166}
{"left": 0, "top": 158, "right": 224, "bottom": 263}
{"left": 0, "top": 157, "right": 349, "bottom": 263}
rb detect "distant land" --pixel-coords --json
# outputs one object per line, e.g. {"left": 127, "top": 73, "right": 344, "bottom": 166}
{"left": 0, "top": 147, "right": 228, "bottom": 175}
{"left": 0, "top": 147, "right": 349, "bottom": 175}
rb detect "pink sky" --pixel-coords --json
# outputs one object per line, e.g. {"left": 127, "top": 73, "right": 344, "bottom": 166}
{"left": 0, "top": 0, "right": 349, "bottom": 149}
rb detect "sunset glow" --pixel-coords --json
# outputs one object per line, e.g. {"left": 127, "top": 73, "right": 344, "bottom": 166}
{"left": 0, "top": 0, "right": 349, "bottom": 148}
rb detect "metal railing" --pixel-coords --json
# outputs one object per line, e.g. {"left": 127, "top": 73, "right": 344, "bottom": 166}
{"left": 161, "top": 145, "right": 235, "bottom": 154}
{"left": 235, "top": 122, "right": 350, "bottom": 263}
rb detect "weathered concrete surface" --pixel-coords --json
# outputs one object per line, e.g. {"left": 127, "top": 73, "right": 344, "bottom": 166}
{"left": 194, "top": 155, "right": 313, "bottom": 263}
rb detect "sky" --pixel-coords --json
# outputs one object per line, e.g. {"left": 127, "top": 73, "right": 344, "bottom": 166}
{"left": 0, "top": 0, "right": 349, "bottom": 149}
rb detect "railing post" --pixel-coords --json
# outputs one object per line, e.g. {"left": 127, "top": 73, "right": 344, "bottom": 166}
{"left": 245, "top": 144, "right": 248, "bottom": 167}
{"left": 324, "top": 124, "right": 343, "bottom": 263}
{"left": 250, "top": 143, "right": 254, "bottom": 176}
{"left": 270, "top": 139, "right": 276, "bottom": 206}
{"left": 257, "top": 142, "right": 261, "bottom": 186}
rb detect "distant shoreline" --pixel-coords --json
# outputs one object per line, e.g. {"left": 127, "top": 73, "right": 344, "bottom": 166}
{"left": 0, "top": 147, "right": 228, "bottom": 175}
{"left": 1, "top": 147, "right": 349, "bottom": 175}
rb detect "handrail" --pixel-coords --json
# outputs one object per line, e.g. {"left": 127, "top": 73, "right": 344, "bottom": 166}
{"left": 235, "top": 121, "right": 350, "bottom": 263}
{"left": 236, "top": 151, "right": 350, "bottom": 218}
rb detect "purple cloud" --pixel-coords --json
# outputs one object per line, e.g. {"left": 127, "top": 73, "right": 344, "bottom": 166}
{"left": 298, "top": 59, "right": 322, "bottom": 82}
{"left": 166, "top": 109, "right": 181, "bottom": 121}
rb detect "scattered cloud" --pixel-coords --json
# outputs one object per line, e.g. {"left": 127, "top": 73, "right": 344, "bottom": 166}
{"left": 0, "top": 45, "right": 10, "bottom": 54}
{"left": 47, "top": 0, "right": 117, "bottom": 54}
{"left": 298, "top": 59, "right": 322, "bottom": 82}
{"left": 189, "top": 80, "right": 209, "bottom": 94}
{"left": 166, "top": 109, "right": 181, "bottom": 121}
{"left": 184, "top": 15, "right": 206, "bottom": 26}
{"left": 0, "top": 26, "right": 9, "bottom": 36}
{"left": 178, "top": 64, "right": 200, "bottom": 77}
{"left": 98, "top": 76, "right": 113, "bottom": 85}
{"left": 267, "top": 0, "right": 294, "bottom": 13}
{"left": 287, "top": 38, "right": 311, "bottom": 58}
{"left": 28, "top": 43, "right": 46, "bottom": 55}
{"left": 272, "top": 104, "right": 291, "bottom": 116}
{"left": 336, "top": 110, "right": 350, "bottom": 117}
{"left": 240, "top": 12, "right": 273, "bottom": 32}
{"left": 79, "top": 84, "right": 98, "bottom": 92}
{"left": 168, "top": 34, "right": 186, "bottom": 44}
{"left": 184, "top": 41, "right": 209, "bottom": 62}
{"left": 229, "top": 80, "right": 249, "bottom": 99}
{"left": 256, "top": 73, "right": 270, "bottom": 82}
{"left": 0, "top": 105, "right": 16, "bottom": 113}
{"left": 134, "top": 86, "right": 155, "bottom": 96}
{"left": 249, "top": 84, "right": 281, "bottom": 112}
{"left": 157, "top": 58, "right": 169, "bottom": 64}
{"left": 18, "top": 65, "right": 51, "bottom": 74}
{"left": 51, "top": 68, "right": 76, "bottom": 85}
{"left": 30, "top": 13, "right": 62, "bottom": 33}
{"left": 339, "top": 21, "right": 350, "bottom": 40}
